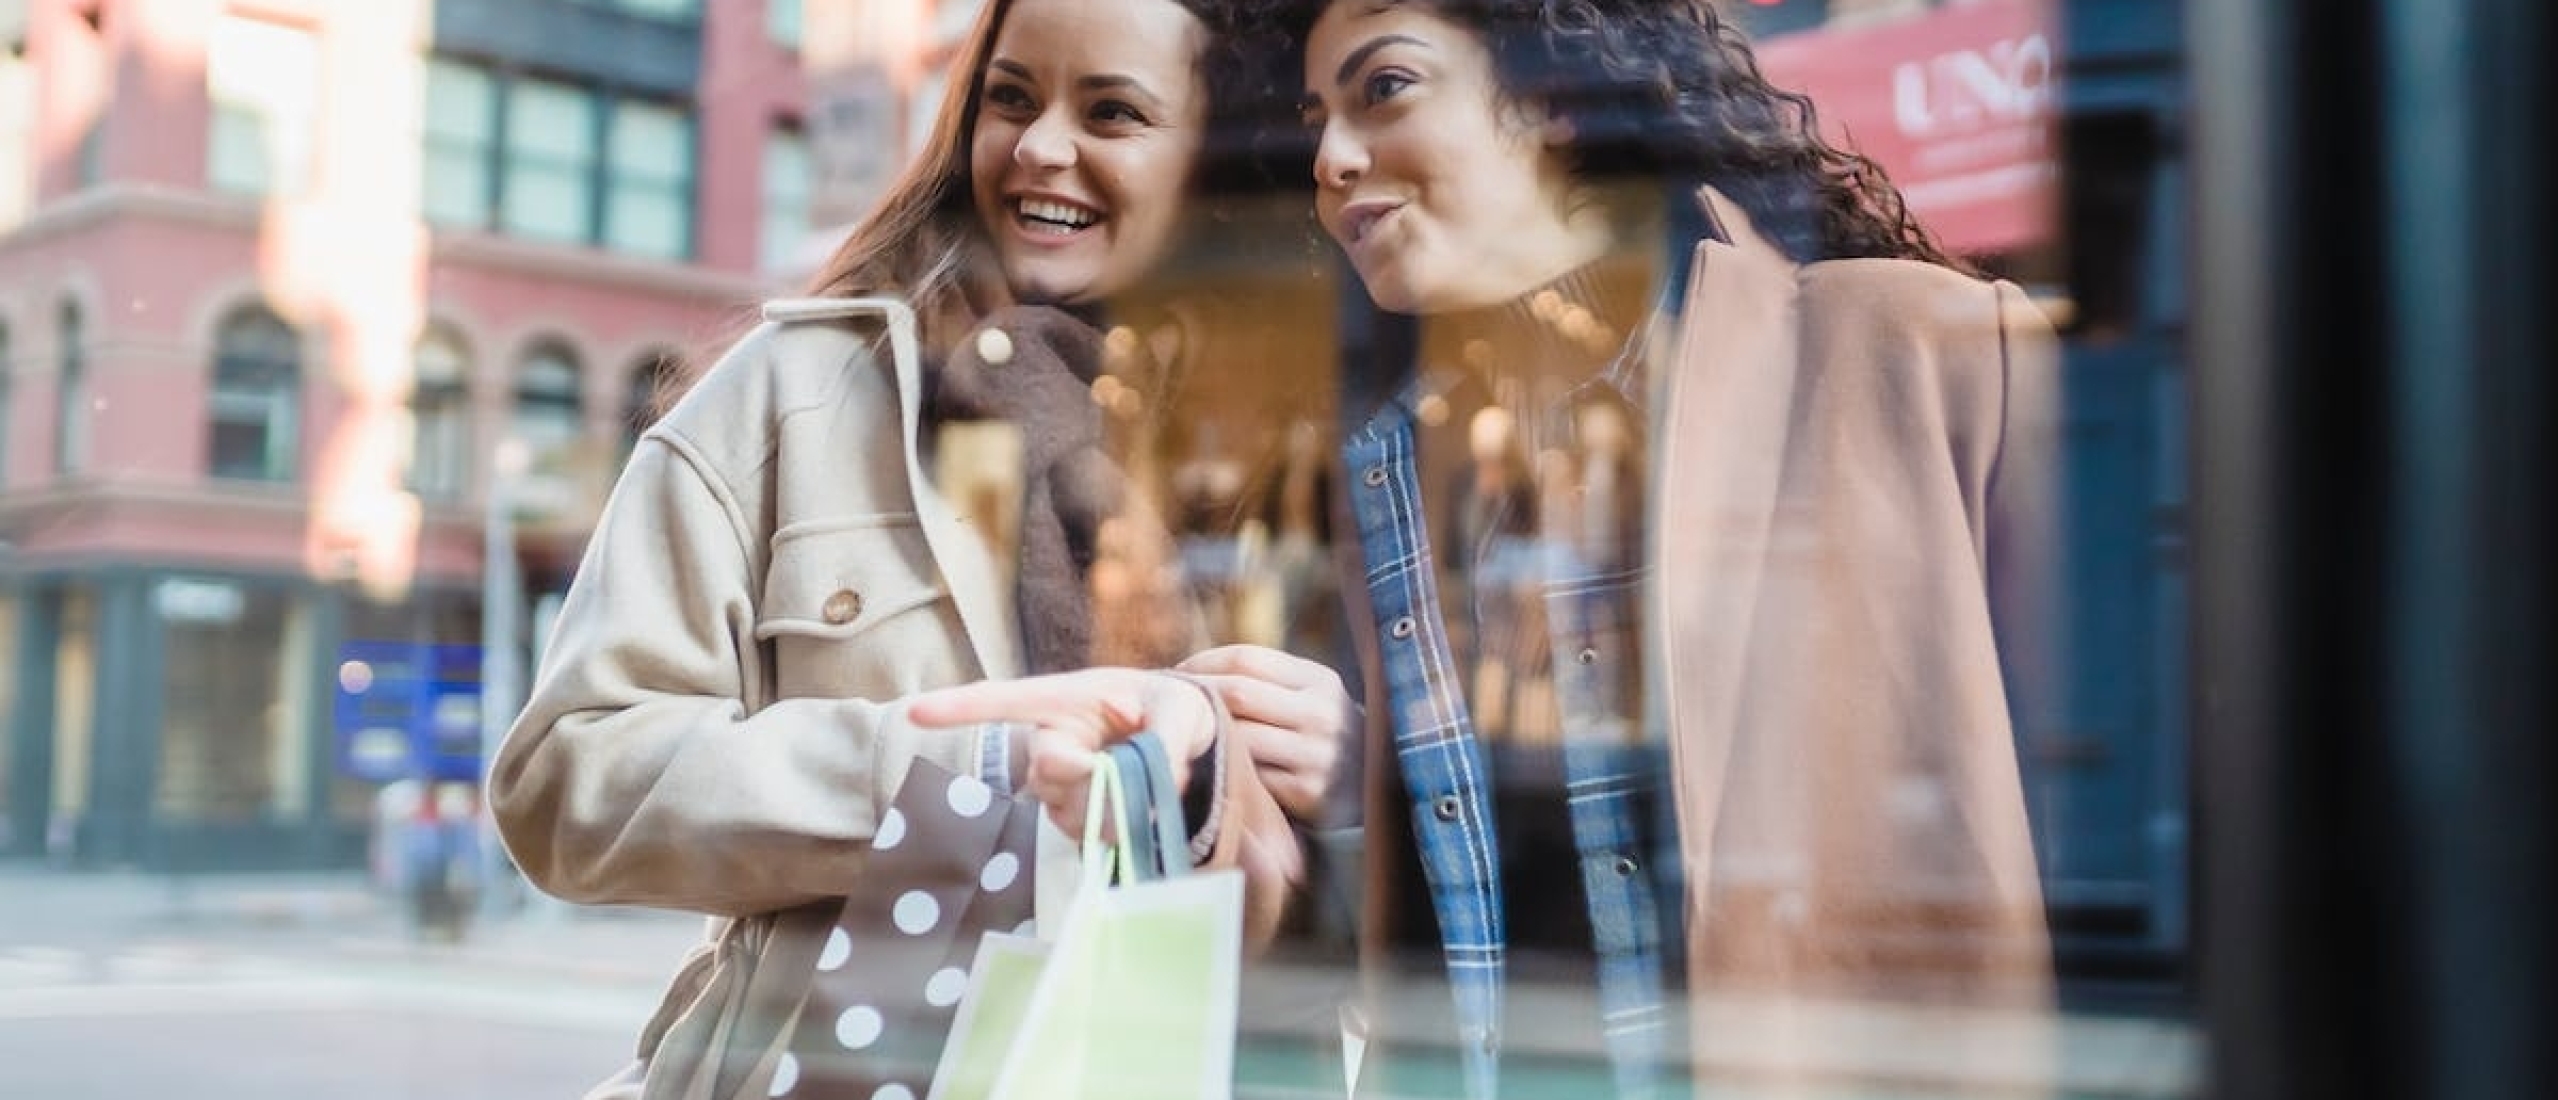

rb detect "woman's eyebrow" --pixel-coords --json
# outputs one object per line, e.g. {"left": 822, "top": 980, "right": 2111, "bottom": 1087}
{"left": 1077, "top": 74, "right": 1169, "bottom": 113}
{"left": 1332, "top": 34, "right": 1427, "bottom": 90}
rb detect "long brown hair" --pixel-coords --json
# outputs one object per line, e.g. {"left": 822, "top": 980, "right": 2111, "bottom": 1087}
{"left": 798, "top": 0, "right": 1015, "bottom": 362}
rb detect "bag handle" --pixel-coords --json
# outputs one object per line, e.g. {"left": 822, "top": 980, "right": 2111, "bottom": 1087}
{"left": 1109, "top": 732, "right": 1192, "bottom": 882}
{"left": 1080, "top": 733, "right": 1193, "bottom": 886}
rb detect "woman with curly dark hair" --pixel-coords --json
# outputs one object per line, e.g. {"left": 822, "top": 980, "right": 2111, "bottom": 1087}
{"left": 1196, "top": 1, "right": 2065, "bottom": 1096}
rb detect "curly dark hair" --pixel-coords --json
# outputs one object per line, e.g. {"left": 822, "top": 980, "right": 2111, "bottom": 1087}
{"left": 1219, "top": 0, "right": 1960, "bottom": 268}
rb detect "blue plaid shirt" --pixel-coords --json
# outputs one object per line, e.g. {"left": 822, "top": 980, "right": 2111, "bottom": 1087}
{"left": 1344, "top": 372, "right": 1680, "bottom": 1100}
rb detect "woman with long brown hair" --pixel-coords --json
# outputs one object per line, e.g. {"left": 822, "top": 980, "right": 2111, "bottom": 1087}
{"left": 489, "top": 1, "right": 1344, "bottom": 1095}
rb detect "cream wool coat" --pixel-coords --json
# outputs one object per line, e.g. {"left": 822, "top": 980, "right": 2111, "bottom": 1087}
{"left": 492, "top": 299, "right": 1291, "bottom": 1100}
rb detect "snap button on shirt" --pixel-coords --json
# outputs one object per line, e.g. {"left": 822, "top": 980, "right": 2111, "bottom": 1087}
{"left": 1433, "top": 795, "right": 1462, "bottom": 822}
{"left": 821, "top": 589, "right": 863, "bottom": 625}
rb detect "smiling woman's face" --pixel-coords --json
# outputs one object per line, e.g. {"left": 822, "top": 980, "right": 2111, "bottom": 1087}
{"left": 968, "top": 0, "right": 1208, "bottom": 305}
{"left": 1299, "top": 1, "right": 1592, "bottom": 313}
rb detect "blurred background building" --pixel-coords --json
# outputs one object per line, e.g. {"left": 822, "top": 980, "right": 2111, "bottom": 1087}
{"left": 0, "top": 0, "right": 854, "bottom": 872}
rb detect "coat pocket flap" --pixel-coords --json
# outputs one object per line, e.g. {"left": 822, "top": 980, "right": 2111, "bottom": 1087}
{"left": 753, "top": 516, "right": 949, "bottom": 642}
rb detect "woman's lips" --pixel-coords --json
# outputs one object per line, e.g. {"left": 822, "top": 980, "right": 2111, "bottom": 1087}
{"left": 1336, "top": 200, "right": 1401, "bottom": 248}
{"left": 1011, "top": 195, "right": 1102, "bottom": 239}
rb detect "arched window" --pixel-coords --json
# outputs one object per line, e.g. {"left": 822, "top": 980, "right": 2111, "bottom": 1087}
{"left": 407, "top": 326, "right": 472, "bottom": 500}
{"left": 207, "top": 305, "right": 301, "bottom": 482}
{"left": 511, "top": 342, "right": 584, "bottom": 475}
{"left": 55, "top": 300, "right": 85, "bottom": 476}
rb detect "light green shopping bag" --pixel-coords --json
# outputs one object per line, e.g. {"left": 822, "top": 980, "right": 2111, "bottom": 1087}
{"left": 927, "top": 738, "right": 1243, "bottom": 1100}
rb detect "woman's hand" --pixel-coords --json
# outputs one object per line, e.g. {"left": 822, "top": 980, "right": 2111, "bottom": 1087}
{"left": 1174, "top": 645, "right": 1355, "bottom": 823}
{"left": 906, "top": 669, "right": 1216, "bottom": 835}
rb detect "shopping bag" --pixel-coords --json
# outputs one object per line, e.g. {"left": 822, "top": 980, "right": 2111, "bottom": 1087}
{"left": 928, "top": 734, "right": 1244, "bottom": 1100}
{"left": 768, "top": 758, "right": 1041, "bottom": 1099}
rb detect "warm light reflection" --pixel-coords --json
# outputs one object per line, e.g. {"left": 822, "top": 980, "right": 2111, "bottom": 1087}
{"left": 225, "top": 2, "right": 431, "bottom": 600}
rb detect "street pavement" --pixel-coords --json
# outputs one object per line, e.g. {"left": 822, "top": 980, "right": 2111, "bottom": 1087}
{"left": 2, "top": 862, "right": 2202, "bottom": 1099}
{"left": 0, "top": 861, "right": 700, "bottom": 1099}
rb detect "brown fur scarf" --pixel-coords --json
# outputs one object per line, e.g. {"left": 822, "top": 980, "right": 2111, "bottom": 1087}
{"left": 926, "top": 305, "right": 1193, "bottom": 673}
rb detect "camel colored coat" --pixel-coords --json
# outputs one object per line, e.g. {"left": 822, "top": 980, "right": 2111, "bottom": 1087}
{"left": 1353, "top": 188, "right": 2059, "bottom": 1091}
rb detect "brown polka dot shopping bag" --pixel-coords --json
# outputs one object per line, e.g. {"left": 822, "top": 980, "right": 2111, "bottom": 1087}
{"left": 927, "top": 734, "right": 1244, "bottom": 1100}
{"left": 764, "top": 758, "right": 1043, "bottom": 1100}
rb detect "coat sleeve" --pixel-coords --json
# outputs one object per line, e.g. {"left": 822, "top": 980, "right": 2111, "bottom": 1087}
{"left": 488, "top": 428, "right": 979, "bottom": 918}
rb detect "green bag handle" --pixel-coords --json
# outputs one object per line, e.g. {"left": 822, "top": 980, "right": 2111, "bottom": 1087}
{"left": 1080, "top": 746, "right": 1137, "bottom": 888}
{"left": 1082, "top": 733, "right": 1193, "bottom": 887}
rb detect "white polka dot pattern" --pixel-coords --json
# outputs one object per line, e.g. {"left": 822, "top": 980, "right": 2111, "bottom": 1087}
{"left": 836, "top": 1005, "right": 884, "bottom": 1050}
{"left": 980, "top": 851, "right": 1020, "bottom": 892}
{"left": 783, "top": 757, "right": 1038, "bottom": 1098}
{"left": 892, "top": 891, "right": 939, "bottom": 935}
{"left": 817, "top": 927, "right": 851, "bottom": 971}
{"left": 924, "top": 966, "right": 967, "bottom": 1007}
{"left": 946, "top": 775, "right": 992, "bottom": 818}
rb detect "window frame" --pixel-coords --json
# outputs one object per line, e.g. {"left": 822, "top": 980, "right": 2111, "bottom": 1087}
{"left": 422, "top": 54, "right": 697, "bottom": 260}
{"left": 407, "top": 325, "right": 474, "bottom": 502}
{"left": 54, "top": 300, "right": 84, "bottom": 477}
{"left": 206, "top": 305, "right": 303, "bottom": 484}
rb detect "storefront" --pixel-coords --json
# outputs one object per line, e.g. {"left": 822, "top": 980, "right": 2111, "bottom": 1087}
{"left": 2, "top": 564, "right": 484, "bottom": 870}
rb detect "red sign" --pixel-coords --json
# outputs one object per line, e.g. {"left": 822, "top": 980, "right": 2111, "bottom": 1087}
{"left": 1755, "top": 0, "right": 2059, "bottom": 255}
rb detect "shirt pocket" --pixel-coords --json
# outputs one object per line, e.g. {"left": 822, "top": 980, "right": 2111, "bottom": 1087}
{"left": 753, "top": 514, "right": 972, "bottom": 700}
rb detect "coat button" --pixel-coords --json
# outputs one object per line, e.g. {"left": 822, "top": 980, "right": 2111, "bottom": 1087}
{"left": 974, "top": 327, "right": 1014, "bottom": 366}
{"left": 821, "top": 589, "right": 863, "bottom": 624}
{"left": 1389, "top": 616, "right": 1415, "bottom": 640}
{"left": 1432, "top": 795, "right": 1461, "bottom": 822}
{"left": 1613, "top": 855, "right": 1639, "bottom": 877}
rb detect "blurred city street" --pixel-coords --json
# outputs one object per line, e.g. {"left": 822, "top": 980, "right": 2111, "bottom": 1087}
{"left": 0, "top": 863, "right": 701, "bottom": 1099}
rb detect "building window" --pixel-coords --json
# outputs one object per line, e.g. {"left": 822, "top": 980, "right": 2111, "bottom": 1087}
{"left": 605, "top": 100, "right": 694, "bottom": 260}
{"left": 407, "top": 327, "right": 472, "bottom": 501}
{"left": 205, "top": 15, "right": 317, "bottom": 197}
{"left": 208, "top": 306, "right": 301, "bottom": 483}
{"left": 421, "top": 59, "right": 497, "bottom": 229}
{"left": 769, "top": 0, "right": 802, "bottom": 49}
{"left": 155, "top": 580, "right": 302, "bottom": 823}
{"left": 423, "top": 58, "right": 696, "bottom": 260}
{"left": 54, "top": 301, "right": 84, "bottom": 476}
{"left": 512, "top": 343, "right": 584, "bottom": 476}
{"left": 761, "top": 124, "right": 812, "bottom": 272}
{"left": 500, "top": 77, "right": 599, "bottom": 244}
